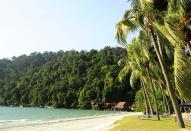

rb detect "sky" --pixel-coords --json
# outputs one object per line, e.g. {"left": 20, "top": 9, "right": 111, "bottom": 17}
{"left": 0, "top": 0, "right": 130, "bottom": 59}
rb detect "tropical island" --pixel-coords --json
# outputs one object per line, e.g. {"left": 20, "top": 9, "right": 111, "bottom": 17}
{"left": 0, "top": 0, "right": 191, "bottom": 131}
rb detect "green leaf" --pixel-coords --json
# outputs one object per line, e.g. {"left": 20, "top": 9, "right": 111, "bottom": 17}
{"left": 174, "top": 46, "right": 191, "bottom": 102}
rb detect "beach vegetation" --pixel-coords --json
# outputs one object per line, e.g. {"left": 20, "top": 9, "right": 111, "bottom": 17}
{"left": 116, "top": 0, "right": 191, "bottom": 128}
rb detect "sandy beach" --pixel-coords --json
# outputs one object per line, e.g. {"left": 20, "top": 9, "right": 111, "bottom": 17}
{"left": 1, "top": 112, "right": 141, "bottom": 131}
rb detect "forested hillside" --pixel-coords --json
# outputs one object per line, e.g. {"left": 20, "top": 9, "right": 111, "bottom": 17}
{"left": 0, "top": 47, "right": 135, "bottom": 109}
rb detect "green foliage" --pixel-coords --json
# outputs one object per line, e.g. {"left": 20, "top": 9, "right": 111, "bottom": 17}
{"left": 116, "top": 0, "right": 191, "bottom": 116}
{"left": 135, "top": 87, "right": 168, "bottom": 113}
{"left": 135, "top": 90, "right": 144, "bottom": 112}
{"left": 174, "top": 46, "right": 191, "bottom": 102}
{"left": 0, "top": 47, "right": 135, "bottom": 109}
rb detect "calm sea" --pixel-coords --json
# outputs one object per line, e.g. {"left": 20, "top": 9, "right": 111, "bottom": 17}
{"left": 0, "top": 107, "right": 117, "bottom": 128}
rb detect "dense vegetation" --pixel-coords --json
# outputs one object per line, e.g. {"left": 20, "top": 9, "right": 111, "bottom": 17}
{"left": 116, "top": 0, "right": 191, "bottom": 128}
{"left": 0, "top": 47, "right": 135, "bottom": 109}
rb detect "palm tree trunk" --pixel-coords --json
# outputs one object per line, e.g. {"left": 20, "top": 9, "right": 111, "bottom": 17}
{"left": 166, "top": 96, "right": 171, "bottom": 115}
{"left": 141, "top": 79, "right": 149, "bottom": 117}
{"left": 156, "top": 37, "right": 169, "bottom": 115}
{"left": 158, "top": 83, "right": 169, "bottom": 115}
{"left": 149, "top": 26, "right": 185, "bottom": 128}
{"left": 161, "top": 83, "right": 171, "bottom": 115}
{"left": 146, "top": 67, "right": 160, "bottom": 120}
{"left": 161, "top": 88, "right": 168, "bottom": 114}
{"left": 142, "top": 79, "right": 154, "bottom": 116}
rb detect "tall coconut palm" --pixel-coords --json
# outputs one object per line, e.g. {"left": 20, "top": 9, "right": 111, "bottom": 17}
{"left": 140, "top": 79, "right": 150, "bottom": 117}
{"left": 116, "top": 0, "right": 185, "bottom": 128}
{"left": 118, "top": 45, "right": 152, "bottom": 117}
{"left": 119, "top": 32, "right": 161, "bottom": 120}
{"left": 149, "top": 49, "right": 173, "bottom": 115}
{"left": 136, "top": 30, "right": 161, "bottom": 120}
{"left": 141, "top": 79, "right": 154, "bottom": 116}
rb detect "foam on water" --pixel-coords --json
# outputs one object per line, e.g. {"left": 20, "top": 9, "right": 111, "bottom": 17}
{"left": 0, "top": 106, "right": 119, "bottom": 129}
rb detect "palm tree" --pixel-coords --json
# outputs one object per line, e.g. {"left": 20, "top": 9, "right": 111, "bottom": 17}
{"left": 116, "top": 0, "right": 185, "bottom": 128}
{"left": 119, "top": 32, "right": 160, "bottom": 120}
{"left": 118, "top": 41, "right": 153, "bottom": 117}
{"left": 140, "top": 79, "right": 150, "bottom": 117}
{"left": 141, "top": 79, "right": 154, "bottom": 116}
{"left": 153, "top": 0, "right": 191, "bottom": 102}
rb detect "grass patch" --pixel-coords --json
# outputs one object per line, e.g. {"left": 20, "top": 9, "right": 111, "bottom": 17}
{"left": 110, "top": 116, "right": 191, "bottom": 131}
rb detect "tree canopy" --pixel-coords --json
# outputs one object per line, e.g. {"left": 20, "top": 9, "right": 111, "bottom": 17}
{"left": 116, "top": 0, "right": 191, "bottom": 128}
{"left": 0, "top": 47, "right": 135, "bottom": 109}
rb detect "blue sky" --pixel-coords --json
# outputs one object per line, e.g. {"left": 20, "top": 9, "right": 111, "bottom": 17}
{"left": 0, "top": 0, "right": 130, "bottom": 58}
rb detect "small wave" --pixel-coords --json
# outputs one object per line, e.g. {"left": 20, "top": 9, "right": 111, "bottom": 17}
{"left": 0, "top": 112, "right": 127, "bottom": 129}
{"left": 0, "top": 119, "right": 44, "bottom": 128}
{"left": 0, "top": 119, "right": 28, "bottom": 123}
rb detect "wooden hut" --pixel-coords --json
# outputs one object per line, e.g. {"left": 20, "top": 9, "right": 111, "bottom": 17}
{"left": 113, "top": 102, "right": 127, "bottom": 111}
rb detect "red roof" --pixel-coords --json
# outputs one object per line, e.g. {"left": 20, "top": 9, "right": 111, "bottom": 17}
{"left": 116, "top": 102, "right": 126, "bottom": 107}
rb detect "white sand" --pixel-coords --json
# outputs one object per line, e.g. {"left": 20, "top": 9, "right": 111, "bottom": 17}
{"left": 1, "top": 112, "right": 141, "bottom": 131}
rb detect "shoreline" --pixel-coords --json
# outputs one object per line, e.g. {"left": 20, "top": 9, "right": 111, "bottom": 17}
{"left": 0, "top": 112, "right": 128, "bottom": 129}
{"left": 2, "top": 112, "right": 141, "bottom": 131}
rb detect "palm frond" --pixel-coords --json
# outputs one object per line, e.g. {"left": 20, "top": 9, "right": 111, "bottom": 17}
{"left": 130, "top": 70, "right": 140, "bottom": 88}
{"left": 153, "top": 22, "right": 183, "bottom": 47}
{"left": 118, "top": 65, "right": 131, "bottom": 82}
{"left": 174, "top": 46, "right": 191, "bottom": 102}
{"left": 115, "top": 18, "right": 139, "bottom": 45}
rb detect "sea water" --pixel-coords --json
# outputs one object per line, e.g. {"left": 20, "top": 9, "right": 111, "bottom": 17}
{"left": 0, "top": 106, "right": 117, "bottom": 128}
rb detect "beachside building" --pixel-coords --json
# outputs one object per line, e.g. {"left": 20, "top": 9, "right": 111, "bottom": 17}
{"left": 113, "top": 102, "right": 127, "bottom": 111}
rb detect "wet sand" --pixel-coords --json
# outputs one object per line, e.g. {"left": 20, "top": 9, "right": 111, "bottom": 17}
{"left": 2, "top": 112, "right": 141, "bottom": 131}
